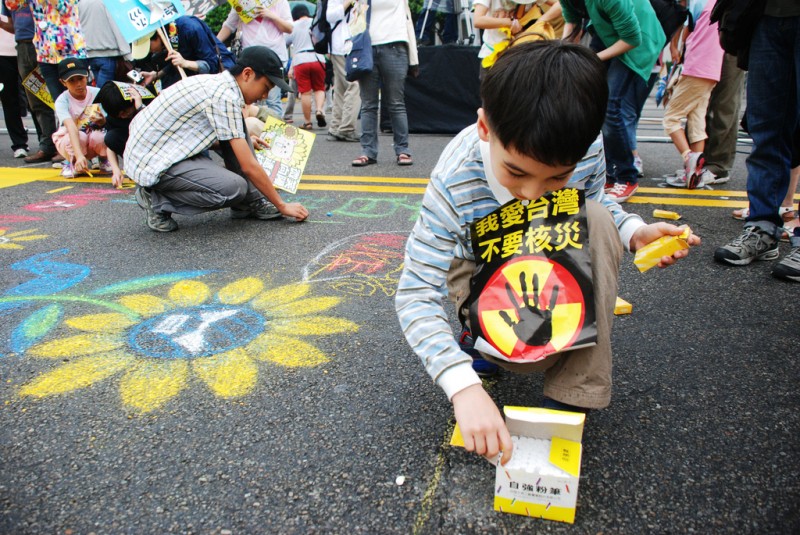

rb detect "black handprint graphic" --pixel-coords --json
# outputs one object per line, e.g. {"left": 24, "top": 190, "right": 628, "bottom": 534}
{"left": 499, "top": 272, "right": 559, "bottom": 347}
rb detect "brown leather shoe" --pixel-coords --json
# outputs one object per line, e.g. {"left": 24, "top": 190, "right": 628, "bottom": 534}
{"left": 24, "top": 150, "right": 56, "bottom": 164}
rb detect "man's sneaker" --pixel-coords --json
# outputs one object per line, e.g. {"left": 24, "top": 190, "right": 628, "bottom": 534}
{"left": 700, "top": 168, "right": 729, "bottom": 185}
{"left": 134, "top": 186, "right": 178, "bottom": 232}
{"left": 60, "top": 162, "right": 75, "bottom": 178}
{"left": 13, "top": 148, "right": 28, "bottom": 158}
{"left": 633, "top": 155, "right": 644, "bottom": 178}
{"left": 98, "top": 158, "right": 113, "bottom": 174}
{"left": 459, "top": 328, "right": 498, "bottom": 377}
{"left": 683, "top": 151, "right": 705, "bottom": 189}
{"left": 666, "top": 169, "right": 713, "bottom": 189}
{"left": 772, "top": 238, "right": 800, "bottom": 282}
{"left": 606, "top": 182, "right": 638, "bottom": 202}
{"left": 714, "top": 225, "right": 779, "bottom": 266}
{"left": 230, "top": 197, "right": 282, "bottom": 220}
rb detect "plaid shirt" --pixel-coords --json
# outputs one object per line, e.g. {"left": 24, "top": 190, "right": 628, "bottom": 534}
{"left": 124, "top": 72, "right": 246, "bottom": 187}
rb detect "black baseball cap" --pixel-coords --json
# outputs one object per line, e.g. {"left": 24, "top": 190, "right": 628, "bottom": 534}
{"left": 236, "top": 46, "right": 291, "bottom": 93}
{"left": 58, "top": 57, "right": 89, "bottom": 80}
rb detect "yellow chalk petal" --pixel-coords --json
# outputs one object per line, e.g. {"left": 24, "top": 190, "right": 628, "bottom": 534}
{"left": 270, "top": 316, "right": 359, "bottom": 336}
{"left": 252, "top": 334, "right": 329, "bottom": 368}
{"left": 168, "top": 280, "right": 210, "bottom": 307}
{"left": 217, "top": 277, "right": 265, "bottom": 305}
{"left": 65, "top": 313, "right": 137, "bottom": 332}
{"left": 19, "top": 353, "right": 132, "bottom": 398}
{"left": 250, "top": 283, "right": 310, "bottom": 310}
{"left": 117, "top": 294, "right": 170, "bottom": 316}
{"left": 192, "top": 348, "right": 257, "bottom": 398}
{"left": 28, "top": 333, "right": 123, "bottom": 358}
{"left": 270, "top": 297, "right": 341, "bottom": 318}
{"left": 9, "top": 234, "right": 48, "bottom": 242}
{"left": 0, "top": 242, "right": 23, "bottom": 249}
{"left": 120, "top": 359, "right": 188, "bottom": 412}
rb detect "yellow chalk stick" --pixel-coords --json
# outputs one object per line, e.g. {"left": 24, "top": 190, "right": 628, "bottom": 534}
{"left": 653, "top": 209, "right": 681, "bottom": 220}
{"left": 634, "top": 227, "right": 692, "bottom": 272}
{"left": 614, "top": 297, "right": 632, "bottom": 315}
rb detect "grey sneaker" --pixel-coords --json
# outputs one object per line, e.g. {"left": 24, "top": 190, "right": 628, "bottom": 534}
{"left": 772, "top": 237, "right": 800, "bottom": 282}
{"left": 714, "top": 225, "right": 779, "bottom": 266}
{"left": 134, "top": 186, "right": 178, "bottom": 232}
{"left": 230, "top": 197, "right": 282, "bottom": 220}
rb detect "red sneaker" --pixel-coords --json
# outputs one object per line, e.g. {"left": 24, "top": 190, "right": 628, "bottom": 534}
{"left": 606, "top": 182, "right": 638, "bottom": 202}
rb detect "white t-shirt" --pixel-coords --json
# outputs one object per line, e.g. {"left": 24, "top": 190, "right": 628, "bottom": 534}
{"left": 474, "top": 0, "right": 529, "bottom": 59}
{"left": 369, "top": 0, "right": 408, "bottom": 46}
{"left": 224, "top": 0, "right": 293, "bottom": 63}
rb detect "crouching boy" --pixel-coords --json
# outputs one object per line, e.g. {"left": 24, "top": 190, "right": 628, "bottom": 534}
{"left": 395, "top": 41, "right": 700, "bottom": 465}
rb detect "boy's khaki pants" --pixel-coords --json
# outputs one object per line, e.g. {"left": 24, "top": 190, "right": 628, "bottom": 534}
{"left": 446, "top": 200, "right": 623, "bottom": 409}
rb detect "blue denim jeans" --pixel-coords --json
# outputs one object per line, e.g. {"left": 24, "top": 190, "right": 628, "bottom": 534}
{"left": 624, "top": 71, "right": 659, "bottom": 152}
{"left": 744, "top": 15, "right": 800, "bottom": 233}
{"left": 39, "top": 62, "right": 66, "bottom": 101}
{"left": 87, "top": 56, "right": 118, "bottom": 88}
{"left": 604, "top": 58, "right": 648, "bottom": 184}
{"left": 358, "top": 43, "right": 410, "bottom": 160}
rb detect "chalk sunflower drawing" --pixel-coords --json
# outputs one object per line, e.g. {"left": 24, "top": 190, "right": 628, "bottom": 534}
{"left": 0, "top": 228, "right": 48, "bottom": 250}
{"left": 18, "top": 278, "right": 358, "bottom": 412}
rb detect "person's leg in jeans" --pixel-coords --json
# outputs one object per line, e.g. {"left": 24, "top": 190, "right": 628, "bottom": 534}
{"left": 624, "top": 71, "right": 658, "bottom": 177}
{"left": 264, "top": 85, "right": 283, "bottom": 117}
{"left": 87, "top": 56, "right": 117, "bottom": 88}
{"left": 0, "top": 55, "right": 29, "bottom": 154}
{"left": 356, "top": 51, "right": 382, "bottom": 160}
{"left": 704, "top": 53, "right": 745, "bottom": 182}
{"left": 604, "top": 58, "right": 643, "bottom": 187}
{"left": 38, "top": 61, "right": 66, "bottom": 101}
{"left": 377, "top": 43, "right": 411, "bottom": 158}
{"left": 715, "top": 15, "right": 799, "bottom": 266}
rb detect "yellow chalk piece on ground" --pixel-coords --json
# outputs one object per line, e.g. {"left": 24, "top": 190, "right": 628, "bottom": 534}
{"left": 653, "top": 209, "right": 681, "bottom": 220}
{"left": 47, "top": 185, "right": 74, "bottom": 194}
{"left": 634, "top": 227, "right": 692, "bottom": 273}
{"left": 614, "top": 297, "right": 632, "bottom": 315}
{"left": 450, "top": 423, "right": 465, "bottom": 447}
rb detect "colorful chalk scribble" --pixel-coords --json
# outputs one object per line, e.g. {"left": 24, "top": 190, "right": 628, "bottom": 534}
{"left": 303, "top": 232, "right": 408, "bottom": 297}
{"left": 0, "top": 228, "right": 48, "bottom": 250}
{"left": 1, "top": 251, "right": 358, "bottom": 412}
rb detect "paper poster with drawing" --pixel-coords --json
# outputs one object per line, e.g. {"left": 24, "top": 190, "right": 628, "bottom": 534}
{"left": 22, "top": 68, "right": 54, "bottom": 110}
{"left": 102, "top": 0, "right": 185, "bottom": 43}
{"left": 112, "top": 82, "right": 156, "bottom": 102}
{"left": 254, "top": 116, "right": 315, "bottom": 194}
{"left": 228, "top": 0, "right": 278, "bottom": 23}
{"left": 467, "top": 188, "right": 597, "bottom": 363}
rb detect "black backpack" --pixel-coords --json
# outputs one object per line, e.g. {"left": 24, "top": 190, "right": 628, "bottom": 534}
{"left": 710, "top": 0, "right": 766, "bottom": 70}
{"left": 310, "top": 0, "right": 343, "bottom": 54}
{"left": 649, "top": 0, "right": 694, "bottom": 41}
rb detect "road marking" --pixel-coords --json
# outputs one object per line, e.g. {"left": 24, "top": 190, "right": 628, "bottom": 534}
{"left": 2, "top": 168, "right": 797, "bottom": 209}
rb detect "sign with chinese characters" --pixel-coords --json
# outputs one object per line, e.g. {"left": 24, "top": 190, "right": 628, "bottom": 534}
{"left": 227, "top": 0, "right": 278, "bottom": 23}
{"left": 22, "top": 68, "right": 53, "bottom": 110}
{"left": 102, "top": 0, "right": 186, "bottom": 43}
{"left": 467, "top": 188, "right": 596, "bottom": 363}
{"left": 254, "top": 116, "right": 315, "bottom": 194}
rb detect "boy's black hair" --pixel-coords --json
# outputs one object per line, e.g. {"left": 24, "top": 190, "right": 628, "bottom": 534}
{"left": 93, "top": 81, "right": 135, "bottom": 118}
{"left": 480, "top": 40, "right": 608, "bottom": 167}
{"left": 292, "top": 4, "right": 310, "bottom": 20}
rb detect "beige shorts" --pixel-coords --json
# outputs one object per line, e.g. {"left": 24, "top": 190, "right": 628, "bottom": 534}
{"left": 663, "top": 75, "right": 717, "bottom": 144}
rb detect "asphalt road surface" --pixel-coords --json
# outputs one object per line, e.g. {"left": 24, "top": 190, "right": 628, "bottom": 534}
{"left": 0, "top": 102, "right": 797, "bottom": 534}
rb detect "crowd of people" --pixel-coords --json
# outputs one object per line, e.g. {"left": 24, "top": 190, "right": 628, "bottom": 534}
{"left": 0, "top": 0, "right": 795, "bottom": 469}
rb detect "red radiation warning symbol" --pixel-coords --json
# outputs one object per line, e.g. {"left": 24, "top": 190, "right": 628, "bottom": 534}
{"left": 476, "top": 256, "right": 586, "bottom": 361}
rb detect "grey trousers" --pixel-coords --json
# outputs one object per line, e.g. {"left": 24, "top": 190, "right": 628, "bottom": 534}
{"left": 704, "top": 53, "right": 745, "bottom": 177}
{"left": 446, "top": 200, "right": 623, "bottom": 409}
{"left": 150, "top": 141, "right": 264, "bottom": 216}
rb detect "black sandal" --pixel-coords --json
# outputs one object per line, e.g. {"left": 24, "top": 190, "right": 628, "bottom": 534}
{"left": 352, "top": 155, "right": 377, "bottom": 167}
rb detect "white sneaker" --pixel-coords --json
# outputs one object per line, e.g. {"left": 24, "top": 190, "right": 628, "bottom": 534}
{"left": 700, "top": 169, "right": 729, "bottom": 185}
{"left": 14, "top": 148, "right": 28, "bottom": 158}
{"left": 633, "top": 155, "right": 644, "bottom": 177}
{"left": 60, "top": 162, "right": 75, "bottom": 178}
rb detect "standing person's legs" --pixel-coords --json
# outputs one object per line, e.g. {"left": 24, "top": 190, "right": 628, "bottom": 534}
{"left": 87, "top": 56, "right": 117, "bottom": 88}
{"left": 0, "top": 55, "right": 29, "bottom": 154}
{"left": 376, "top": 43, "right": 411, "bottom": 159}
{"left": 330, "top": 54, "right": 360, "bottom": 140}
{"left": 264, "top": 85, "right": 283, "bottom": 117}
{"left": 356, "top": 53, "right": 381, "bottom": 161}
{"left": 704, "top": 53, "right": 745, "bottom": 182}
{"left": 714, "top": 15, "right": 799, "bottom": 266}
{"left": 38, "top": 62, "right": 65, "bottom": 101}
{"left": 283, "top": 78, "right": 297, "bottom": 122}
{"left": 603, "top": 59, "right": 641, "bottom": 186}
{"left": 17, "top": 42, "right": 57, "bottom": 160}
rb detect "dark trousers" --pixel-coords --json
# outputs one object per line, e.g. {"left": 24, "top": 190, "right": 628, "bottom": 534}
{"left": 0, "top": 55, "right": 28, "bottom": 152}
{"left": 17, "top": 41, "right": 56, "bottom": 155}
